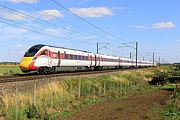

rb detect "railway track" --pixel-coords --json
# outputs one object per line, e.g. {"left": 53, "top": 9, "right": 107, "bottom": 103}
{"left": 0, "top": 69, "right": 134, "bottom": 84}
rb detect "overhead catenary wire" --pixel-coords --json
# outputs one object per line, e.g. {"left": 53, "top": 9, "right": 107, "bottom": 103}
{"left": 0, "top": 4, "right": 96, "bottom": 44}
{"left": 4, "top": 0, "right": 135, "bottom": 49}
{"left": 18, "top": 0, "right": 119, "bottom": 44}
{"left": 0, "top": 4, "right": 69, "bottom": 30}
{"left": 2, "top": 2, "right": 154, "bottom": 61}
{"left": 51, "top": 0, "right": 123, "bottom": 40}
{"left": 51, "top": 0, "right": 134, "bottom": 48}
{"left": 0, "top": 18, "right": 65, "bottom": 39}
{"left": 12, "top": 0, "right": 88, "bottom": 35}
{"left": 0, "top": 14, "right": 45, "bottom": 32}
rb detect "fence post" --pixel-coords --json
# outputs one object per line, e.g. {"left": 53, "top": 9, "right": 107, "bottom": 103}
{"left": 103, "top": 81, "right": 106, "bottom": 96}
{"left": 127, "top": 82, "right": 129, "bottom": 91}
{"left": 174, "top": 84, "right": 177, "bottom": 109}
{"left": 121, "top": 83, "right": 123, "bottom": 94}
{"left": 32, "top": 83, "right": 36, "bottom": 106}
{"left": 62, "top": 84, "right": 64, "bottom": 107}
{"left": 78, "top": 79, "right": 81, "bottom": 99}
{"left": 70, "top": 81, "right": 73, "bottom": 95}
{"left": 52, "top": 92, "right": 55, "bottom": 108}
{"left": 15, "top": 88, "right": 18, "bottom": 120}
{"left": 120, "top": 82, "right": 122, "bottom": 93}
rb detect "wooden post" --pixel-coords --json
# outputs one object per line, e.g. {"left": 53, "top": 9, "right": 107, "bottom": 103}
{"left": 103, "top": 81, "right": 106, "bottom": 95}
{"left": 33, "top": 83, "right": 36, "bottom": 106}
{"left": 70, "top": 81, "right": 73, "bottom": 95}
{"left": 78, "top": 79, "right": 81, "bottom": 99}
{"left": 174, "top": 84, "right": 177, "bottom": 109}
{"left": 15, "top": 88, "right": 18, "bottom": 120}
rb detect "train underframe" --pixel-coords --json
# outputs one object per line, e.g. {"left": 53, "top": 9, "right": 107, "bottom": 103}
{"left": 34, "top": 65, "right": 140, "bottom": 74}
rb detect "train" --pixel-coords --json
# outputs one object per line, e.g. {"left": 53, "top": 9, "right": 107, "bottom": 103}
{"left": 19, "top": 44, "right": 155, "bottom": 74}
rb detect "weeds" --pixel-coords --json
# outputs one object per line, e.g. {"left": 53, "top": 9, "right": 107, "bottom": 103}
{"left": 1, "top": 67, "right": 167, "bottom": 119}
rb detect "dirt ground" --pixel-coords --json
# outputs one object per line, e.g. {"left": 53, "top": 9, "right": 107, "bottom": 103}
{"left": 66, "top": 90, "right": 171, "bottom": 120}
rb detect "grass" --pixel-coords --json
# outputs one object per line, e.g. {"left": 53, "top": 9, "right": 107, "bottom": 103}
{"left": 0, "top": 64, "right": 23, "bottom": 76}
{"left": 0, "top": 66, "right": 170, "bottom": 119}
{"left": 161, "top": 84, "right": 180, "bottom": 120}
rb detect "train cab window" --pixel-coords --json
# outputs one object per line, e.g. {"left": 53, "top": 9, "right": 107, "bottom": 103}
{"left": 40, "top": 50, "right": 48, "bottom": 56}
{"left": 65, "top": 54, "right": 68, "bottom": 59}
{"left": 24, "top": 44, "right": 45, "bottom": 57}
{"left": 74, "top": 55, "right": 77, "bottom": 60}
{"left": 70, "top": 55, "right": 73, "bottom": 60}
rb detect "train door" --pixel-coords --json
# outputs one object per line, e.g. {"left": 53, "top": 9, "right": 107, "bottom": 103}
{"left": 90, "top": 55, "right": 92, "bottom": 66}
{"left": 98, "top": 55, "right": 100, "bottom": 66}
{"left": 58, "top": 51, "right": 61, "bottom": 66}
{"left": 48, "top": 51, "right": 52, "bottom": 67}
{"left": 95, "top": 54, "right": 97, "bottom": 67}
{"left": 118, "top": 58, "right": 121, "bottom": 67}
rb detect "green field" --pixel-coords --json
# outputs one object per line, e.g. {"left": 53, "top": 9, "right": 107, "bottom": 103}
{"left": 0, "top": 65, "right": 23, "bottom": 76}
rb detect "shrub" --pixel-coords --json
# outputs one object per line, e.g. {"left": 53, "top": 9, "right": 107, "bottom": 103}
{"left": 149, "top": 71, "right": 170, "bottom": 85}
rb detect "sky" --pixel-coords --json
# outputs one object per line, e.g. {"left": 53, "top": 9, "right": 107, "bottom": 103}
{"left": 0, "top": 0, "right": 179, "bottom": 63}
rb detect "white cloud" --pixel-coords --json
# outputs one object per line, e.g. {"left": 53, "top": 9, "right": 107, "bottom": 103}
{"left": 0, "top": 9, "right": 27, "bottom": 21}
{"left": 39, "top": 10, "right": 64, "bottom": 20}
{"left": 7, "top": 0, "right": 38, "bottom": 3}
{"left": 69, "top": 7, "right": 113, "bottom": 18}
{"left": 129, "top": 25, "right": 146, "bottom": 29}
{"left": 0, "top": 25, "right": 28, "bottom": 41}
{"left": 135, "top": 25, "right": 146, "bottom": 29}
{"left": 16, "top": 44, "right": 23, "bottom": 48}
{"left": 152, "top": 22, "right": 176, "bottom": 29}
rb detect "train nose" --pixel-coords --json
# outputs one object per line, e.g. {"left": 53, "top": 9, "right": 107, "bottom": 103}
{"left": 20, "top": 57, "right": 33, "bottom": 70}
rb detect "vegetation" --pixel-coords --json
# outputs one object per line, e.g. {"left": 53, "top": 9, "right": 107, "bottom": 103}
{"left": 160, "top": 84, "right": 180, "bottom": 120}
{"left": 161, "top": 64, "right": 180, "bottom": 120}
{"left": 0, "top": 64, "right": 23, "bottom": 76}
{"left": 0, "top": 66, "right": 169, "bottom": 119}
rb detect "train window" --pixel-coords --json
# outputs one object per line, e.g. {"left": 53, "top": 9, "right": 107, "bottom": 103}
{"left": 74, "top": 55, "right": 77, "bottom": 60}
{"left": 70, "top": 55, "right": 73, "bottom": 60}
{"left": 86, "top": 56, "right": 88, "bottom": 60}
{"left": 78, "top": 55, "right": 81, "bottom": 60}
{"left": 24, "top": 45, "right": 45, "bottom": 57}
{"left": 65, "top": 54, "right": 68, "bottom": 59}
{"left": 82, "top": 56, "right": 85, "bottom": 60}
{"left": 40, "top": 50, "right": 48, "bottom": 56}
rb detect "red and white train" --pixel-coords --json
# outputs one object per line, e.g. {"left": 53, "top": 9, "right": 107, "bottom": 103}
{"left": 20, "top": 44, "right": 154, "bottom": 74}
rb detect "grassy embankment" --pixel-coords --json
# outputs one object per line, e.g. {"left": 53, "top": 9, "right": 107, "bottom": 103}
{"left": 0, "top": 66, "right": 170, "bottom": 119}
{"left": 160, "top": 64, "right": 180, "bottom": 120}
{"left": 145, "top": 64, "right": 180, "bottom": 120}
{"left": 0, "top": 64, "right": 22, "bottom": 76}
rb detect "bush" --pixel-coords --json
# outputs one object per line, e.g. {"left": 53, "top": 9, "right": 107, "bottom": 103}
{"left": 149, "top": 71, "right": 170, "bottom": 85}
{"left": 25, "top": 105, "right": 39, "bottom": 119}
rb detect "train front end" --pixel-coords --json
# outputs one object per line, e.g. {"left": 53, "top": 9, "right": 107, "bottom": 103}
{"left": 20, "top": 44, "right": 45, "bottom": 73}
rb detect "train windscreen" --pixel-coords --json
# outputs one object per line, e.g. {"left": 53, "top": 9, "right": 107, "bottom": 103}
{"left": 24, "top": 44, "right": 45, "bottom": 57}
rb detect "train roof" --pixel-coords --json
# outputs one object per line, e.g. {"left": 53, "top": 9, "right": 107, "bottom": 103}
{"left": 35, "top": 44, "right": 152, "bottom": 63}
{"left": 45, "top": 44, "right": 92, "bottom": 53}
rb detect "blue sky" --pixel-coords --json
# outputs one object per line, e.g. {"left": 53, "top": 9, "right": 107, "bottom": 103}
{"left": 0, "top": 0, "right": 179, "bottom": 63}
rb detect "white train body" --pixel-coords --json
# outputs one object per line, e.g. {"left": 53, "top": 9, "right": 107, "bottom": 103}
{"left": 20, "top": 44, "right": 154, "bottom": 73}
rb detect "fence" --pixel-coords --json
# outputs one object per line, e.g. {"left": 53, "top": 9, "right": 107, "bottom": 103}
{"left": 0, "top": 78, "right": 146, "bottom": 120}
